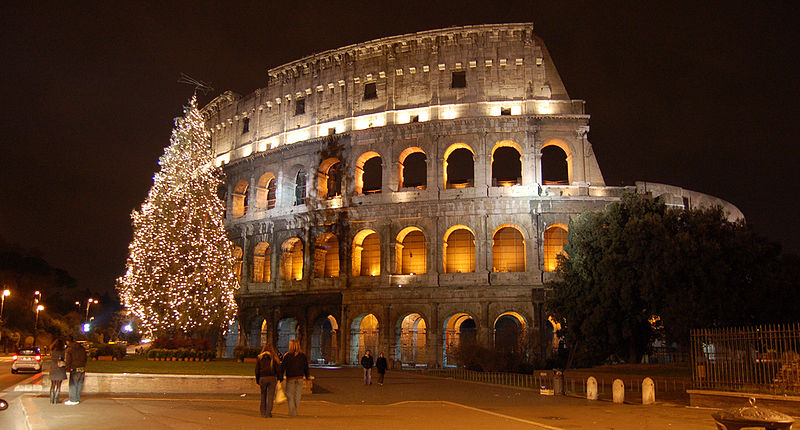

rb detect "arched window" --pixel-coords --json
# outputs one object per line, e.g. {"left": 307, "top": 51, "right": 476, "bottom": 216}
{"left": 395, "top": 227, "right": 426, "bottom": 274}
{"left": 252, "top": 242, "right": 271, "bottom": 283}
{"left": 491, "top": 142, "right": 522, "bottom": 187}
{"left": 398, "top": 147, "right": 427, "bottom": 189}
{"left": 352, "top": 230, "right": 380, "bottom": 276}
{"left": 232, "top": 180, "right": 249, "bottom": 218}
{"left": 541, "top": 144, "right": 569, "bottom": 185}
{"left": 313, "top": 233, "right": 340, "bottom": 278}
{"left": 443, "top": 144, "right": 474, "bottom": 189}
{"left": 318, "top": 158, "right": 343, "bottom": 199}
{"left": 280, "top": 238, "right": 304, "bottom": 281}
{"left": 492, "top": 226, "right": 526, "bottom": 272}
{"left": 256, "top": 173, "right": 277, "bottom": 210}
{"left": 443, "top": 226, "right": 475, "bottom": 273}
{"left": 543, "top": 224, "right": 568, "bottom": 272}
{"left": 232, "top": 246, "right": 243, "bottom": 282}
{"left": 295, "top": 170, "right": 307, "bottom": 205}
{"left": 493, "top": 312, "right": 527, "bottom": 354}
{"left": 355, "top": 152, "right": 382, "bottom": 195}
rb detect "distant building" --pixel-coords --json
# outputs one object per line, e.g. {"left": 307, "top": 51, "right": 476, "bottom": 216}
{"left": 203, "top": 23, "right": 741, "bottom": 365}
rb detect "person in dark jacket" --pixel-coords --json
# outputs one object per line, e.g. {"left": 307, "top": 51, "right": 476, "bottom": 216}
{"left": 48, "top": 338, "right": 67, "bottom": 403}
{"left": 255, "top": 343, "right": 282, "bottom": 418}
{"left": 64, "top": 337, "right": 87, "bottom": 405}
{"left": 375, "top": 352, "right": 388, "bottom": 385}
{"left": 360, "top": 350, "right": 374, "bottom": 385}
{"left": 280, "top": 339, "right": 309, "bottom": 417}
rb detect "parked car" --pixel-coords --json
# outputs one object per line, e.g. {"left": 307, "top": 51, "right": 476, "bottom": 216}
{"left": 11, "top": 347, "right": 42, "bottom": 373}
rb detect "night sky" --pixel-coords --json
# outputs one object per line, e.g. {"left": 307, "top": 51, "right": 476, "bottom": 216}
{"left": 2, "top": 2, "right": 798, "bottom": 296}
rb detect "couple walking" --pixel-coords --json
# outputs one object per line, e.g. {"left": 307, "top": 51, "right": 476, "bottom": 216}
{"left": 255, "top": 339, "right": 309, "bottom": 418}
{"left": 360, "top": 350, "right": 387, "bottom": 385}
{"left": 48, "top": 337, "right": 87, "bottom": 405}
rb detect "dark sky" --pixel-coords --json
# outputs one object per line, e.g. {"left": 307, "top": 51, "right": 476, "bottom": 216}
{"left": 2, "top": 2, "right": 798, "bottom": 295}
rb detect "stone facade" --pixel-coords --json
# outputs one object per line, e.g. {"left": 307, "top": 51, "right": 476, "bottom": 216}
{"left": 204, "top": 23, "right": 741, "bottom": 366}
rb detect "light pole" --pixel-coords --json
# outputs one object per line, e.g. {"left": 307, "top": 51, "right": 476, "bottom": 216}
{"left": 33, "top": 304, "right": 44, "bottom": 346}
{"left": 0, "top": 289, "right": 9, "bottom": 322}
{"left": 85, "top": 298, "right": 98, "bottom": 322}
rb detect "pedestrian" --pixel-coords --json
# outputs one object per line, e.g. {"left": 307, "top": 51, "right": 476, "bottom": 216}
{"left": 361, "top": 350, "right": 374, "bottom": 385}
{"left": 48, "top": 338, "right": 67, "bottom": 404}
{"left": 280, "top": 339, "right": 309, "bottom": 417}
{"left": 255, "top": 342, "right": 282, "bottom": 418}
{"left": 64, "top": 337, "right": 87, "bottom": 405}
{"left": 375, "top": 351, "right": 388, "bottom": 385}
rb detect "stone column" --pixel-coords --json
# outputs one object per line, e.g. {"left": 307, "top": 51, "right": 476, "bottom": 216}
{"left": 427, "top": 303, "right": 440, "bottom": 367}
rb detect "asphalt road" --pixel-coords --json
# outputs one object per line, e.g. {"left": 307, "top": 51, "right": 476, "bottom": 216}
{"left": 0, "top": 355, "right": 40, "bottom": 430}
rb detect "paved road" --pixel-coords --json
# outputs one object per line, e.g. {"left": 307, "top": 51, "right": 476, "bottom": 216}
{"left": 0, "top": 356, "right": 39, "bottom": 430}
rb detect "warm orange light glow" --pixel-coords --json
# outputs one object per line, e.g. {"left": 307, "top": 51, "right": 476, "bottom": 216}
{"left": 444, "top": 227, "right": 475, "bottom": 273}
{"left": 281, "top": 238, "right": 304, "bottom": 280}
{"left": 543, "top": 225, "right": 568, "bottom": 272}
{"left": 353, "top": 230, "right": 380, "bottom": 276}
{"left": 493, "top": 226, "right": 526, "bottom": 272}
{"left": 232, "top": 180, "right": 249, "bottom": 218}
{"left": 252, "top": 242, "right": 271, "bottom": 283}
{"left": 313, "top": 233, "right": 340, "bottom": 278}
{"left": 396, "top": 228, "right": 426, "bottom": 274}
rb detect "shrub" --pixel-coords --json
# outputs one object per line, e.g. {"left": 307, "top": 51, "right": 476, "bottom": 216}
{"left": 90, "top": 343, "right": 126, "bottom": 360}
{"left": 233, "top": 345, "right": 259, "bottom": 361}
{"left": 152, "top": 337, "right": 213, "bottom": 351}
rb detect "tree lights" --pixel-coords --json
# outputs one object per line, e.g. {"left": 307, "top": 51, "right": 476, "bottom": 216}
{"left": 117, "top": 96, "right": 238, "bottom": 338}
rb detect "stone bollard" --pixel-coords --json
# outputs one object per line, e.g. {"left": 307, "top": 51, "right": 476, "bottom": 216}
{"left": 642, "top": 377, "right": 655, "bottom": 405}
{"left": 612, "top": 379, "right": 625, "bottom": 404}
{"left": 586, "top": 376, "right": 598, "bottom": 400}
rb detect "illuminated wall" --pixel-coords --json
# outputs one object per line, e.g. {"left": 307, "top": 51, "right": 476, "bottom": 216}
{"left": 252, "top": 242, "right": 271, "bottom": 282}
{"left": 396, "top": 229, "right": 426, "bottom": 275}
{"left": 232, "top": 180, "right": 248, "bottom": 218}
{"left": 444, "top": 227, "right": 475, "bottom": 273}
{"left": 281, "top": 238, "right": 304, "bottom": 280}
{"left": 313, "top": 233, "right": 340, "bottom": 278}
{"left": 492, "top": 226, "right": 526, "bottom": 272}
{"left": 543, "top": 225, "right": 568, "bottom": 272}
{"left": 352, "top": 230, "right": 380, "bottom": 276}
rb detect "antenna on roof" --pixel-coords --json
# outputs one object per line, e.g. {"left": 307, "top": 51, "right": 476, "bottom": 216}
{"left": 178, "top": 73, "right": 214, "bottom": 95}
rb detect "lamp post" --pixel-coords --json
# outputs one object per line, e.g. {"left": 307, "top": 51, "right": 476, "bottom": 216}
{"left": 0, "top": 289, "right": 9, "bottom": 322}
{"left": 33, "top": 304, "right": 44, "bottom": 346}
{"left": 85, "top": 298, "right": 98, "bottom": 322}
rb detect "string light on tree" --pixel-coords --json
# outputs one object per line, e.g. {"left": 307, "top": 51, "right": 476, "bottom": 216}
{"left": 117, "top": 96, "right": 238, "bottom": 338}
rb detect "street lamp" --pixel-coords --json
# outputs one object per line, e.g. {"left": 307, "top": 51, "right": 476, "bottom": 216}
{"left": 33, "top": 304, "right": 44, "bottom": 346}
{"left": 85, "top": 298, "right": 98, "bottom": 322}
{"left": 0, "top": 289, "right": 10, "bottom": 322}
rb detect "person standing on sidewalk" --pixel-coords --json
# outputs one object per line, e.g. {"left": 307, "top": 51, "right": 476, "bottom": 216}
{"left": 375, "top": 352, "right": 388, "bottom": 385}
{"left": 64, "top": 337, "right": 87, "bottom": 405}
{"left": 360, "top": 350, "right": 374, "bottom": 385}
{"left": 281, "top": 339, "right": 309, "bottom": 417}
{"left": 255, "top": 343, "right": 282, "bottom": 418}
{"left": 48, "top": 338, "right": 67, "bottom": 404}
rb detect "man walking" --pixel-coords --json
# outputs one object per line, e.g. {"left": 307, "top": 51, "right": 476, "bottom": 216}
{"left": 64, "top": 337, "right": 87, "bottom": 405}
{"left": 375, "top": 352, "right": 388, "bottom": 385}
{"left": 360, "top": 350, "right": 374, "bottom": 385}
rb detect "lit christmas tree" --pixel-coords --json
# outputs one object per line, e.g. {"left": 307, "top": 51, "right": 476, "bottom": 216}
{"left": 117, "top": 96, "right": 238, "bottom": 338}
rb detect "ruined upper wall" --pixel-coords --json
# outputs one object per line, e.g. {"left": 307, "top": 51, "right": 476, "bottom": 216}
{"left": 204, "top": 23, "right": 585, "bottom": 162}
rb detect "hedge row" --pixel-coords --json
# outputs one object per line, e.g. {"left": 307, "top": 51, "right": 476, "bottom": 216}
{"left": 89, "top": 343, "right": 127, "bottom": 360}
{"left": 146, "top": 348, "right": 216, "bottom": 361}
{"left": 233, "top": 346, "right": 261, "bottom": 361}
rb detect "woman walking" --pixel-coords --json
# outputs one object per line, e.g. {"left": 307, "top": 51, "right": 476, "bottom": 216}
{"left": 280, "top": 339, "right": 309, "bottom": 417}
{"left": 48, "top": 339, "right": 67, "bottom": 404}
{"left": 254, "top": 343, "right": 282, "bottom": 418}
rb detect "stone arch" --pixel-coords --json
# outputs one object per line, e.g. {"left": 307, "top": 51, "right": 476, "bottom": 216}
{"left": 395, "top": 226, "right": 426, "bottom": 275}
{"left": 255, "top": 172, "right": 277, "bottom": 210}
{"left": 252, "top": 242, "right": 271, "bottom": 283}
{"left": 232, "top": 246, "right": 243, "bottom": 282}
{"left": 224, "top": 320, "right": 239, "bottom": 358}
{"left": 443, "top": 312, "right": 477, "bottom": 366}
{"left": 492, "top": 224, "right": 526, "bottom": 272}
{"left": 443, "top": 225, "right": 475, "bottom": 273}
{"left": 310, "top": 314, "right": 339, "bottom": 364}
{"left": 395, "top": 313, "right": 427, "bottom": 366}
{"left": 280, "top": 237, "right": 304, "bottom": 280}
{"left": 443, "top": 143, "right": 474, "bottom": 189}
{"left": 543, "top": 223, "right": 568, "bottom": 272}
{"left": 277, "top": 317, "right": 299, "bottom": 354}
{"left": 541, "top": 139, "right": 571, "bottom": 185}
{"left": 352, "top": 229, "right": 380, "bottom": 276}
{"left": 313, "top": 233, "right": 340, "bottom": 278}
{"left": 249, "top": 317, "right": 268, "bottom": 348}
{"left": 350, "top": 313, "right": 379, "bottom": 364}
{"left": 355, "top": 151, "right": 382, "bottom": 195}
{"left": 493, "top": 311, "right": 528, "bottom": 355}
{"left": 294, "top": 169, "right": 307, "bottom": 205}
{"left": 318, "top": 157, "right": 343, "bottom": 199}
{"left": 398, "top": 147, "right": 427, "bottom": 189}
{"left": 232, "top": 179, "right": 249, "bottom": 218}
{"left": 491, "top": 140, "right": 523, "bottom": 186}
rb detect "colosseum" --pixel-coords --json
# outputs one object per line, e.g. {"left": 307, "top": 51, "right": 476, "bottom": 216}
{"left": 202, "top": 23, "right": 742, "bottom": 366}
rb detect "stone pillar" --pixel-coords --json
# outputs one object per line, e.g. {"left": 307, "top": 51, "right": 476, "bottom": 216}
{"left": 427, "top": 303, "right": 440, "bottom": 367}
{"left": 586, "top": 377, "right": 598, "bottom": 400}
{"left": 642, "top": 377, "right": 655, "bottom": 405}
{"left": 612, "top": 379, "right": 625, "bottom": 404}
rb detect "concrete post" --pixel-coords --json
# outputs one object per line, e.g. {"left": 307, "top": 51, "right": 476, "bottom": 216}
{"left": 642, "top": 377, "right": 655, "bottom": 405}
{"left": 586, "top": 376, "right": 598, "bottom": 400}
{"left": 612, "top": 379, "right": 624, "bottom": 404}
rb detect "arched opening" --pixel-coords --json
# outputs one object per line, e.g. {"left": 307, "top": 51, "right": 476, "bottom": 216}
{"left": 350, "top": 313, "right": 379, "bottom": 364}
{"left": 224, "top": 320, "right": 239, "bottom": 358}
{"left": 313, "top": 233, "right": 340, "bottom": 278}
{"left": 491, "top": 142, "right": 522, "bottom": 186}
{"left": 280, "top": 238, "right": 304, "bottom": 280}
{"left": 352, "top": 229, "right": 380, "bottom": 276}
{"left": 399, "top": 147, "right": 427, "bottom": 189}
{"left": 443, "top": 313, "right": 477, "bottom": 366}
{"left": 544, "top": 224, "right": 568, "bottom": 272}
{"left": 310, "top": 315, "right": 338, "bottom": 364}
{"left": 492, "top": 225, "right": 526, "bottom": 272}
{"left": 277, "top": 317, "right": 299, "bottom": 355}
{"left": 255, "top": 173, "right": 277, "bottom": 210}
{"left": 294, "top": 170, "right": 307, "bottom": 205}
{"left": 443, "top": 226, "right": 475, "bottom": 273}
{"left": 443, "top": 145, "right": 474, "bottom": 189}
{"left": 395, "top": 227, "right": 426, "bottom": 274}
{"left": 232, "top": 180, "right": 249, "bottom": 217}
{"left": 541, "top": 145, "right": 569, "bottom": 185}
{"left": 318, "top": 158, "right": 343, "bottom": 199}
{"left": 249, "top": 318, "right": 268, "bottom": 348}
{"left": 232, "top": 246, "right": 243, "bottom": 282}
{"left": 493, "top": 312, "right": 527, "bottom": 355}
{"left": 355, "top": 152, "right": 382, "bottom": 194}
{"left": 395, "top": 313, "right": 427, "bottom": 366}
{"left": 252, "top": 242, "right": 271, "bottom": 283}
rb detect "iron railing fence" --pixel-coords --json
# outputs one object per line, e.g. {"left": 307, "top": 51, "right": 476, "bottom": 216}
{"left": 691, "top": 323, "right": 800, "bottom": 395}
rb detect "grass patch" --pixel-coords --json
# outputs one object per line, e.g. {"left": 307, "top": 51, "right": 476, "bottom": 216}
{"left": 86, "top": 354, "right": 254, "bottom": 376}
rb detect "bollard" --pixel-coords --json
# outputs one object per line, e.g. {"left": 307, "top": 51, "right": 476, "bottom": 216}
{"left": 586, "top": 376, "right": 598, "bottom": 400}
{"left": 612, "top": 379, "right": 625, "bottom": 404}
{"left": 642, "top": 377, "right": 655, "bottom": 405}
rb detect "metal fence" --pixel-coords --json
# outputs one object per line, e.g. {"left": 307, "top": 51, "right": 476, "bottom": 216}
{"left": 691, "top": 323, "right": 800, "bottom": 395}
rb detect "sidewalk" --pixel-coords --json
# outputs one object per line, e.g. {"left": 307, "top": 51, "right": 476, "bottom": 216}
{"left": 13, "top": 367, "right": 722, "bottom": 429}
